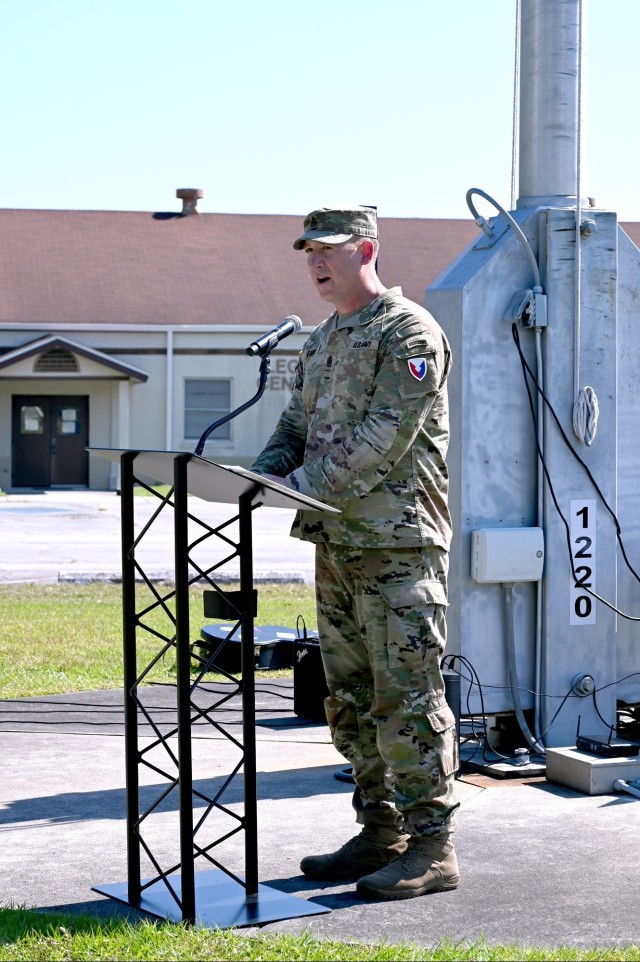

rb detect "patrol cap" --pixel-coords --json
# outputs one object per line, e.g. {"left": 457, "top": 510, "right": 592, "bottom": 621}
{"left": 293, "top": 206, "right": 378, "bottom": 250}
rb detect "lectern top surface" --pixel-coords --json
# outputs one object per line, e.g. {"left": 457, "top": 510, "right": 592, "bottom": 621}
{"left": 88, "top": 448, "right": 340, "bottom": 514}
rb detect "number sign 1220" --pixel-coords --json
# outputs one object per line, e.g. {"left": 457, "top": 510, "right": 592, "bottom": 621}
{"left": 570, "top": 499, "right": 596, "bottom": 626}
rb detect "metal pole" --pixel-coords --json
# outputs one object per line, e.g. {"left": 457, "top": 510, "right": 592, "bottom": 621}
{"left": 174, "top": 454, "right": 196, "bottom": 922}
{"left": 121, "top": 451, "right": 141, "bottom": 904}
{"left": 518, "top": 0, "right": 585, "bottom": 207}
{"left": 239, "top": 489, "right": 259, "bottom": 895}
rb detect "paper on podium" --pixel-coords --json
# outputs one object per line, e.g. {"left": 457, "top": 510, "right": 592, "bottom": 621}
{"left": 88, "top": 448, "right": 340, "bottom": 514}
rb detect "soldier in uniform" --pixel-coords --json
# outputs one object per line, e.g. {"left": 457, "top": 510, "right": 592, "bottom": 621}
{"left": 251, "top": 206, "right": 460, "bottom": 900}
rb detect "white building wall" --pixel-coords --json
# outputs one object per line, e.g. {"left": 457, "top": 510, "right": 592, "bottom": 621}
{"left": 0, "top": 324, "right": 309, "bottom": 488}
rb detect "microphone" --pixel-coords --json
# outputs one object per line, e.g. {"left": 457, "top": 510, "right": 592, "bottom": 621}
{"left": 246, "top": 315, "right": 302, "bottom": 357}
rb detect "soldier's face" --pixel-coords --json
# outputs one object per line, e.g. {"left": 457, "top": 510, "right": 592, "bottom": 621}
{"left": 304, "top": 240, "right": 363, "bottom": 311}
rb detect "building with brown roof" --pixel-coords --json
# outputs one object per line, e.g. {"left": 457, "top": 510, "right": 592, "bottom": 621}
{"left": 1, "top": 189, "right": 637, "bottom": 490}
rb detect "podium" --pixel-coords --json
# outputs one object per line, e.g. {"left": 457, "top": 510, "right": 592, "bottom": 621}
{"left": 89, "top": 448, "right": 338, "bottom": 928}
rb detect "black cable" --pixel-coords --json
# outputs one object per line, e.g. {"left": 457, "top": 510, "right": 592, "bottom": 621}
{"left": 443, "top": 654, "right": 479, "bottom": 731}
{"left": 149, "top": 679, "right": 294, "bottom": 700}
{"left": 0, "top": 679, "right": 298, "bottom": 730}
{"left": 536, "top": 688, "right": 573, "bottom": 743}
{"left": 443, "top": 657, "right": 578, "bottom": 754}
{"left": 450, "top": 655, "right": 487, "bottom": 761}
{"left": 513, "top": 322, "right": 640, "bottom": 621}
{"left": 4, "top": 669, "right": 638, "bottom": 716}
{"left": 440, "top": 671, "right": 640, "bottom": 701}
{"left": 443, "top": 655, "right": 514, "bottom": 761}
{"left": 0, "top": 690, "right": 295, "bottom": 711}
{"left": 591, "top": 672, "right": 640, "bottom": 694}
{"left": 444, "top": 656, "right": 483, "bottom": 762}
{"left": 591, "top": 689, "right": 616, "bottom": 736}
{"left": 0, "top": 706, "right": 291, "bottom": 719}
{"left": 518, "top": 324, "right": 640, "bottom": 586}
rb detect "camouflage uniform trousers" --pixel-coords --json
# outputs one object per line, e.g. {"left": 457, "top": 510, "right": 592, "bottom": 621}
{"left": 315, "top": 541, "right": 459, "bottom": 838}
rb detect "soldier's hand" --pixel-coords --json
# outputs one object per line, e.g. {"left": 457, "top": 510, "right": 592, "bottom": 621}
{"left": 258, "top": 472, "right": 294, "bottom": 489}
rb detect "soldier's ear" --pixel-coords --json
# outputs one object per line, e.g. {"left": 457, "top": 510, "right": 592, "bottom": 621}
{"left": 359, "top": 240, "right": 375, "bottom": 266}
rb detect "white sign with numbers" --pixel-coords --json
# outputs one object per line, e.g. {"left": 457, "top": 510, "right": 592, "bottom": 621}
{"left": 570, "top": 499, "right": 596, "bottom": 626}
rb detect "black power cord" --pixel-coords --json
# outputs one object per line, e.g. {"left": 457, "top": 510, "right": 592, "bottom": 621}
{"left": 442, "top": 656, "right": 609, "bottom": 757}
{"left": 512, "top": 322, "right": 640, "bottom": 621}
{"left": 444, "top": 654, "right": 517, "bottom": 762}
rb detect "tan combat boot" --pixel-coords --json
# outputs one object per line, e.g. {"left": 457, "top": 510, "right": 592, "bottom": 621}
{"left": 300, "top": 826, "right": 410, "bottom": 881}
{"left": 355, "top": 835, "right": 460, "bottom": 899}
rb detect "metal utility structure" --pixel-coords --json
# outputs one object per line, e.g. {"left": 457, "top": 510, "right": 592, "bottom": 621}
{"left": 428, "top": 0, "right": 640, "bottom": 750}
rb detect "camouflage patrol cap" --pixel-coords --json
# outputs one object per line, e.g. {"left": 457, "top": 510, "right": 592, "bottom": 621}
{"left": 293, "top": 206, "right": 378, "bottom": 250}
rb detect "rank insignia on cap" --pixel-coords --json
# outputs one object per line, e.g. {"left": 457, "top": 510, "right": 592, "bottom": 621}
{"left": 408, "top": 357, "right": 427, "bottom": 381}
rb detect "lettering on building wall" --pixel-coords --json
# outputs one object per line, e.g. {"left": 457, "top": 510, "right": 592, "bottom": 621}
{"left": 264, "top": 356, "right": 298, "bottom": 392}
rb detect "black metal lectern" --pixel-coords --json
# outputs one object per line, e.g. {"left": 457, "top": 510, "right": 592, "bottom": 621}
{"left": 89, "top": 448, "right": 338, "bottom": 928}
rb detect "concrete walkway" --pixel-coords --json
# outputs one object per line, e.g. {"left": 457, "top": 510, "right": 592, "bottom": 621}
{"left": 2, "top": 682, "right": 640, "bottom": 951}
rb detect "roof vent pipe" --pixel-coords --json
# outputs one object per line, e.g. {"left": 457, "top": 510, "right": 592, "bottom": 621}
{"left": 517, "top": 0, "right": 587, "bottom": 209}
{"left": 176, "top": 188, "right": 204, "bottom": 215}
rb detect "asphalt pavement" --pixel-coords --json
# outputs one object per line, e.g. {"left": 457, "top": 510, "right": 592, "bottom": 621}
{"left": 2, "top": 490, "right": 640, "bottom": 950}
{"left": 2, "top": 683, "right": 640, "bottom": 951}
{"left": 0, "top": 489, "right": 315, "bottom": 584}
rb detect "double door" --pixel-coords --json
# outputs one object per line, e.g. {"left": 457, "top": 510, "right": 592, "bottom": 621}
{"left": 12, "top": 395, "right": 89, "bottom": 487}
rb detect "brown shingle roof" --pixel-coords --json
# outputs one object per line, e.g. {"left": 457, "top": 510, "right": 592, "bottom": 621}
{"left": 0, "top": 209, "right": 478, "bottom": 327}
{"left": 1, "top": 208, "right": 638, "bottom": 329}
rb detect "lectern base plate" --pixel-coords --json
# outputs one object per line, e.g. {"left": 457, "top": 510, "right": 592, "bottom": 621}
{"left": 93, "top": 869, "right": 330, "bottom": 928}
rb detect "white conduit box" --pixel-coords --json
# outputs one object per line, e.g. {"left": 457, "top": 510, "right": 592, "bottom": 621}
{"left": 471, "top": 527, "right": 545, "bottom": 583}
{"left": 546, "top": 747, "right": 640, "bottom": 796}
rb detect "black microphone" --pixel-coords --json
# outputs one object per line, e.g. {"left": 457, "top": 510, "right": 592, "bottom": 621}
{"left": 246, "top": 315, "right": 302, "bottom": 357}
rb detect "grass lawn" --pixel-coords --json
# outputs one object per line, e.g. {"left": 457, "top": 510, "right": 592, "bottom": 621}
{"left": 0, "top": 581, "right": 316, "bottom": 699}
{"left": 1, "top": 907, "right": 638, "bottom": 962}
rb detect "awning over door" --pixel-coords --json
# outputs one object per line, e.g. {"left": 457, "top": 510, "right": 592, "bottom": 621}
{"left": 0, "top": 335, "right": 148, "bottom": 381}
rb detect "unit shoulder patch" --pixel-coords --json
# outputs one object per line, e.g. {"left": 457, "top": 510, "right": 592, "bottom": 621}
{"left": 408, "top": 357, "right": 428, "bottom": 381}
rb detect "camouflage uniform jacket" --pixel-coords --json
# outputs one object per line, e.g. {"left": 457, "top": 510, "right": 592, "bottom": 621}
{"left": 251, "top": 287, "right": 452, "bottom": 562}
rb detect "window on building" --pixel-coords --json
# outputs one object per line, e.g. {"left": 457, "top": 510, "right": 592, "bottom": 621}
{"left": 184, "top": 379, "right": 231, "bottom": 441}
{"left": 20, "top": 405, "right": 44, "bottom": 434}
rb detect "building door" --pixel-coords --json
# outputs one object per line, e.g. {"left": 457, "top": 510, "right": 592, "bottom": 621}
{"left": 11, "top": 395, "right": 89, "bottom": 487}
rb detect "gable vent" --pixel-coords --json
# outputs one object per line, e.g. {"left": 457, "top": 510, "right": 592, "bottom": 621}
{"left": 34, "top": 347, "right": 79, "bottom": 372}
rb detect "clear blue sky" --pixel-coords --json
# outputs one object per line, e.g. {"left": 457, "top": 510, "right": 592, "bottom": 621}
{"left": 1, "top": 0, "right": 638, "bottom": 220}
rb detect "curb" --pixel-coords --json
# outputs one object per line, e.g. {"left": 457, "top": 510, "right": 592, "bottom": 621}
{"left": 56, "top": 569, "right": 307, "bottom": 584}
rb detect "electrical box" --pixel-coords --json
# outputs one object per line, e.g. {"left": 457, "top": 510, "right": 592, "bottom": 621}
{"left": 471, "top": 527, "right": 544, "bottom": 583}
